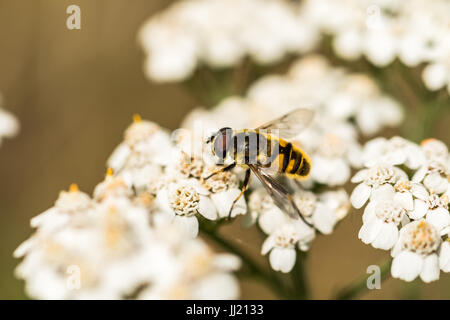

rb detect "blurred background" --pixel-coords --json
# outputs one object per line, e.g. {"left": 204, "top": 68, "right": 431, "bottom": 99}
{"left": 0, "top": 0, "right": 449, "bottom": 299}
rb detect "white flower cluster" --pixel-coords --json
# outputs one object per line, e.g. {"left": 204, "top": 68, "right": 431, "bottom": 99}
{"left": 140, "top": 0, "right": 450, "bottom": 95}
{"left": 183, "top": 55, "right": 403, "bottom": 186}
{"left": 107, "top": 116, "right": 248, "bottom": 238}
{"left": 180, "top": 55, "right": 404, "bottom": 272}
{"left": 14, "top": 178, "right": 241, "bottom": 299}
{"left": 138, "top": 0, "right": 318, "bottom": 82}
{"left": 0, "top": 94, "right": 19, "bottom": 146}
{"left": 350, "top": 137, "right": 450, "bottom": 283}
{"left": 301, "top": 0, "right": 450, "bottom": 93}
{"left": 245, "top": 188, "right": 349, "bottom": 272}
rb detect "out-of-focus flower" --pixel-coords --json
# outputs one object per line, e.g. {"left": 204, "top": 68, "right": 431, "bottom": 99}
{"left": 351, "top": 137, "right": 450, "bottom": 283}
{"left": 183, "top": 55, "right": 403, "bottom": 189}
{"left": 14, "top": 182, "right": 241, "bottom": 299}
{"left": 359, "top": 136, "right": 425, "bottom": 169}
{"left": 323, "top": 75, "right": 403, "bottom": 136}
{"left": 107, "top": 116, "right": 247, "bottom": 238}
{"left": 138, "top": 233, "right": 241, "bottom": 300}
{"left": 0, "top": 95, "right": 19, "bottom": 146}
{"left": 180, "top": 54, "right": 403, "bottom": 272}
{"left": 138, "top": 0, "right": 319, "bottom": 82}
{"left": 30, "top": 184, "right": 94, "bottom": 231}
{"left": 301, "top": 0, "right": 450, "bottom": 91}
{"left": 107, "top": 115, "right": 173, "bottom": 193}
{"left": 422, "top": 45, "right": 450, "bottom": 94}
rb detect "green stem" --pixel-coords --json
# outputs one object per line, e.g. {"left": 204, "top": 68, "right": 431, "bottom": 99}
{"left": 408, "top": 96, "right": 448, "bottom": 143}
{"left": 290, "top": 251, "right": 309, "bottom": 299}
{"left": 336, "top": 259, "right": 392, "bottom": 300}
{"left": 199, "top": 225, "right": 290, "bottom": 299}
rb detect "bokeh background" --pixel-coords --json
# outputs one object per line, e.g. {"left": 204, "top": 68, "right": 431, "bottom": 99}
{"left": 0, "top": 0, "right": 449, "bottom": 299}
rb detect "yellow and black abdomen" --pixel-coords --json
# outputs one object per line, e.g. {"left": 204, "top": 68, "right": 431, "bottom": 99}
{"left": 231, "top": 129, "right": 311, "bottom": 180}
{"left": 275, "top": 138, "right": 311, "bottom": 180}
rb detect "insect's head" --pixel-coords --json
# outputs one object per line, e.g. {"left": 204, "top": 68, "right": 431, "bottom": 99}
{"left": 206, "top": 127, "right": 233, "bottom": 160}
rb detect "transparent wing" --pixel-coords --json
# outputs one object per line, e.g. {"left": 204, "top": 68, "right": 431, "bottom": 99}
{"left": 248, "top": 165, "right": 312, "bottom": 227}
{"left": 256, "top": 108, "right": 314, "bottom": 140}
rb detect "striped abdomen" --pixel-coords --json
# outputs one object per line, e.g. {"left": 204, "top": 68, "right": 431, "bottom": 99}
{"left": 276, "top": 139, "right": 311, "bottom": 179}
{"left": 231, "top": 130, "right": 311, "bottom": 180}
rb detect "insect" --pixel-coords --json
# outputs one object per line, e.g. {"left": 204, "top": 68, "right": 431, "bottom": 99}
{"left": 205, "top": 108, "right": 314, "bottom": 227}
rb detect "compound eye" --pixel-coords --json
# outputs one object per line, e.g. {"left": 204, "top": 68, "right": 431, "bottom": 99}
{"left": 214, "top": 129, "right": 231, "bottom": 158}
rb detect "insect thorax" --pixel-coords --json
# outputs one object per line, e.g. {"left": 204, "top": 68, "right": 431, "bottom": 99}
{"left": 229, "top": 130, "right": 280, "bottom": 166}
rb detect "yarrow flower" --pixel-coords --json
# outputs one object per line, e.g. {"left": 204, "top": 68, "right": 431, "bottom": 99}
{"left": 301, "top": 0, "right": 450, "bottom": 92}
{"left": 107, "top": 114, "right": 172, "bottom": 192}
{"left": 180, "top": 54, "right": 403, "bottom": 273}
{"left": 247, "top": 188, "right": 350, "bottom": 272}
{"left": 138, "top": 0, "right": 318, "bottom": 82}
{"left": 183, "top": 55, "right": 403, "bottom": 188}
{"left": 391, "top": 220, "right": 441, "bottom": 283}
{"left": 351, "top": 136, "right": 450, "bottom": 283}
{"left": 107, "top": 116, "right": 248, "bottom": 238}
{"left": 139, "top": 0, "right": 450, "bottom": 95}
{"left": 14, "top": 181, "right": 241, "bottom": 299}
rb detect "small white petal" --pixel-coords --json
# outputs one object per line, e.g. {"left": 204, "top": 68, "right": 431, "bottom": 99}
{"left": 371, "top": 223, "right": 399, "bottom": 250}
{"left": 439, "top": 241, "right": 450, "bottom": 272}
{"left": 420, "top": 254, "right": 440, "bottom": 283}
{"left": 107, "top": 143, "right": 131, "bottom": 172}
{"left": 193, "top": 273, "right": 240, "bottom": 300}
{"left": 312, "top": 203, "right": 337, "bottom": 235}
{"left": 362, "top": 201, "right": 377, "bottom": 224}
{"left": 173, "top": 215, "right": 199, "bottom": 238}
{"left": 13, "top": 239, "right": 33, "bottom": 258}
{"left": 391, "top": 251, "right": 423, "bottom": 282}
{"left": 261, "top": 235, "right": 276, "bottom": 255}
{"left": 213, "top": 254, "right": 242, "bottom": 271}
{"left": 409, "top": 199, "right": 428, "bottom": 219}
{"left": 211, "top": 188, "right": 247, "bottom": 219}
{"left": 358, "top": 216, "right": 383, "bottom": 245}
{"left": 155, "top": 188, "right": 175, "bottom": 215}
{"left": 258, "top": 207, "right": 288, "bottom": 235}
{"left": 350, "top": 183, "right": 371, "bottom": 209}
{"left": 426, "top": 208, "right": 450, "bottom": 232}
{"left": 197, "top": 195, "right": 218, "bottom": 220}
{"left": 269, "top": 248, "right": 296, "bottom": 273}
{"left": 385, "top": 150, "right": 406, "bottom": 166}
{"left": 411, "top": 183, "right": 429, "bottom": 201}
{"left": 351, "top": 169, "right": 368, "bottom": 183}
{"left": 370, "top": 184, "right": 395, "bottom": 203}
{"left": 394, "top": 192, "right": 414, "bottom": 211}
{"left": 422, "top": 63, "right": 447, "bottom": 91}
{"left": 412, "top": 166, "right": 427, "bottom": 183}
{"left": 424, "top": 173, "right": 448, "bottom": 194}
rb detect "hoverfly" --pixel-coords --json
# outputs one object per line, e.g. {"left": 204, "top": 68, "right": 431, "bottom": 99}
{"left": 205, "top": 108, "right": 314, "bottom": 227}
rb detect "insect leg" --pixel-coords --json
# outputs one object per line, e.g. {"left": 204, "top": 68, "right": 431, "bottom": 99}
{"left": 203, "top": 162, "right": 236, "bottom": 180}
{"left": 227, "top": 168, "right": 251, "bottom": 220}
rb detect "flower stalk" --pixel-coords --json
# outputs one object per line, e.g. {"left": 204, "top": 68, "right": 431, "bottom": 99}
{"left": 199, "top": 221, "right": 291, "bottom": 299}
